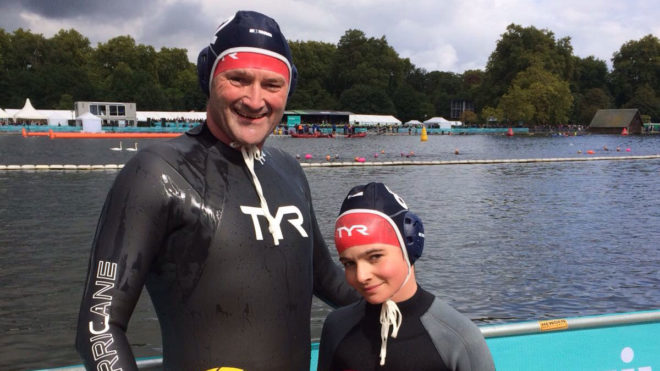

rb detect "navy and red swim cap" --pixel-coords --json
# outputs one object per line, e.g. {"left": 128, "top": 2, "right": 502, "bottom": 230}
{"left": 197, "top": 10, "right": 297, "bottom": 97}
{"left": 335, "top": 183, "right": 425, "bottom": 264}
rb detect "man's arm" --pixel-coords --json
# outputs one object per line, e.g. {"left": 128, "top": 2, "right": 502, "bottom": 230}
{"left": 75, "top": 152, "right": 172, "bottom": 370}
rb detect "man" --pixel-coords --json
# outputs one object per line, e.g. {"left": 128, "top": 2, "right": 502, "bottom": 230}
{"left": 76, "top": 10, "right": 357, "bottom": 371}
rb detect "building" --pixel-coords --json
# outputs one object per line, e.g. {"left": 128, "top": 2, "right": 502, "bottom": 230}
{"left": 74, "top": 101, "right": 137, "bottom": 127}
{"left": 588, "top": 109, "right": 642, "bottom": 134}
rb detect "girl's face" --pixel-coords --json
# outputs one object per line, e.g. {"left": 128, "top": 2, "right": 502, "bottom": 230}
{"left": 339, "top": 243, "right": 416, "bottom": 304}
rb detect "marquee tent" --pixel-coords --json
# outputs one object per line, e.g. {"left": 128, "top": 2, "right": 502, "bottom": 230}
{"left": 43, "top": 110, "right": 74, "bottom": 126}
{"left": 0, "top": 107, "right": 10, "bottom": 120}
{"left": 423, "top": 116, "right": 462, "bottom": 129}
{"left": 405, "top": 119, "right": 422, "bottom": 125}
{"left": 349, "top": 114, "right": 401, "bottom": 126}
{"left": 137, "top": 111, "right": 207, "bottom": 122}
{"left": 77, "top": 112, "right": 102, "bottom": 133}
{"left": 13, "top": 98, "right": 48, "bottom": 122}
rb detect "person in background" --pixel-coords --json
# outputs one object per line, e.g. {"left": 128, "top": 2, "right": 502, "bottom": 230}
{"left": 318, "top": 182, "right": 495, "bottom": 371}
{"left": 76, "top": 10, "right": 357, "bottom": 371}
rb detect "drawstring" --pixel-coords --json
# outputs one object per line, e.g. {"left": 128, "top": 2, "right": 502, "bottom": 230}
{"left": 378, "top": 247, "right": 412, "bottom": 365}
{"left": 379, "top": 299, "right": 403, "bottom": 365}
{"left": 240, "top": 144, "right": 281, "bottom": 246}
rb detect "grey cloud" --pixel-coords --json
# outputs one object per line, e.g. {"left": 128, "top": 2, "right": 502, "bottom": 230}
{"left": 11, "top": 0, "right": 158, "bottom": 19}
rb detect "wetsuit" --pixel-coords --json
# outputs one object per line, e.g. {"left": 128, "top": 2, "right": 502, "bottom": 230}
{"left": 318, "top": 287, "right": 494, "bottom": 371}
{"left": 76, "top": 124, "right": 358, "bottom": 371}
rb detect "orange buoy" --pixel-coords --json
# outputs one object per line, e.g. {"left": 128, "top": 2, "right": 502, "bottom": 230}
{"left": 621, "top": 128, "right": 629, "bottom": 136}
{"left": 586, "top": 150, "right": 595, "bottom": 154}
{"left": 22, "top": 128, "right": 27, "bottom": 137}
{"left": 325, "top": 155, "right": 331, "bottom": 161}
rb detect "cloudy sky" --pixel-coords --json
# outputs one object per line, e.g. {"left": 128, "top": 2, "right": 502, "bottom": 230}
{"left": 0, "top": 0, "right": 658, "bottom": 73}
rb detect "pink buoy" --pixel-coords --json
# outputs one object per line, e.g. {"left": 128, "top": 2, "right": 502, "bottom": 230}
{"left": 356, "top": 157, "right": 366, "bottom": 163}
{"left": 374, "top": 153, "right": 379, "bottom": 158}
{"left": 626, "top": 148, "right": 631, "bottom": 152}
{"left": 305, "top": 153, "right": 312, "bottom": 159}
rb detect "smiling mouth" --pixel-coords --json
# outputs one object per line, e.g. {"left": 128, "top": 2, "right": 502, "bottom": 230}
{"left": 362, "top": 283, "right": 382, "bottom": 292}
{"left": 235, "top": 109, "right": 267, "bottom": 120}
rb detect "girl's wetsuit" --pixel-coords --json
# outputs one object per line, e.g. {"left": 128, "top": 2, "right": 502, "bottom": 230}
{"left": 318, "top": 286, "right": 495, "bottom": 371}
{"left": 76, "top": 124, "right": 357, "bottom": 371}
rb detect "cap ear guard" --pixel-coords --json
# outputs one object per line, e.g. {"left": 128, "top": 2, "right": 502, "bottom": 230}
{"left": 197, "top": 46, "right": 213, "bottom": 96}
{"left": 288, "top": 63, "right": 298, "bottom": 98}
{"left": 402, "top": 211, "right": 424, "bottom": 264}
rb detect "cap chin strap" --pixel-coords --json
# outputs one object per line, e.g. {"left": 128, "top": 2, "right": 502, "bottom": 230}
{"left": 240, "top": 144, "right": 281, "bottom": 246}
{"left": 378, "top": 251, "right": 412, "bottom": 365}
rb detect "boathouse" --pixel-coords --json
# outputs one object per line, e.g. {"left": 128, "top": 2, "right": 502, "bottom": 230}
{"left": 588, "top": 109, "right": 642, "bottom": 134}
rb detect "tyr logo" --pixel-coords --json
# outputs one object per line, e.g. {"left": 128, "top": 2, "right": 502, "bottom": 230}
{"left": 240, "top": 205, "right": 308, "bottom": 244}
{"left": 336, "top": 225, "right": 369, "bottom": 238}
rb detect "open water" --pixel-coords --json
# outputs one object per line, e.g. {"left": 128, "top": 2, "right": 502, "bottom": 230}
{"left": 1, "top": 132, "right": 659, "bottom": 370}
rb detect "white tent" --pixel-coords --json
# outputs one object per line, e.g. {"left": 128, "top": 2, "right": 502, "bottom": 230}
{"left": 349, "top": 114, "right": 401, "bottom": 126}
{"left": 77, "top": 112, "right": 102, "bottom": 133}
{"left": 13, "top": 98, "right": 48, "bottom": 122}
{"left": 137, "top": 111, "right": 207, "bottom": 122}
{"left": 44, "top": 110, "right": 75, "bottom": 126}
{"left": 423, "top": 116, "right": 462, "bottom": 129}
{"left": 405, "top": 119, "right": 422, "bottom": 125}
{"left": 0, "top": 108, "right": 10, "bottom": 121}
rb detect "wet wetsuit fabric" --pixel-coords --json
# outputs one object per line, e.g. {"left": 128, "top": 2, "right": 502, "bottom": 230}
{"left": 76, "top": 124, "right": 357, "bottom": 371}
{"left": 318, "top": 287, "right": 495, "bottom": 371}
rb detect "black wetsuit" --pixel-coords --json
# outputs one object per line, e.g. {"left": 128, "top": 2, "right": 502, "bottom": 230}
{"left": 76, "top": 124, "right": 357, "bottom": 371}
{"left": 318, "top": 287, "right": 495, "bottom": 371}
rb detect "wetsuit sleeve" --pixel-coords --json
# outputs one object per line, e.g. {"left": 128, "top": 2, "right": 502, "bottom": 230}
{"left": 75, "top": 151, "right": 175, "bottom": 371}
{"left": 310, "top": 204, "right": 360, "bottom": 307}
{"left": 421, "top": 299, "right": 495, "bottom": 371}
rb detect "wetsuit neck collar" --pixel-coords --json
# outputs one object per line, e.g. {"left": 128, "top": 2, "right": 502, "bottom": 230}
{"left": 365, "top": 285, "right": 428, "bottom": 316}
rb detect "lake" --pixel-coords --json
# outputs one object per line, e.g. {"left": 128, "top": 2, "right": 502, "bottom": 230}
{"left": 1, "top": 132, "right": 659, "bottom": 370}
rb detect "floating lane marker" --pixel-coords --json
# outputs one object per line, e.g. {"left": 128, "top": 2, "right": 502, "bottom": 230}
{"left": 0, "top": 155, "right": 658, "bottom": 171}
{"left": 0, "top": 164, "right": 125, "bottom": 171}
{"left": 299, "top": 154, "right": 660, "bottom": 167}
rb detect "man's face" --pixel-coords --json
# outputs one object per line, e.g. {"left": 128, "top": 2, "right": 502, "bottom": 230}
{"left": 207, "top": 67, "right": 288, "bottom": 146}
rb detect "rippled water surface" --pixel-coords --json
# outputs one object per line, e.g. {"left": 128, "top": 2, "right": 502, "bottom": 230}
{"left": 1, "top": 132, "right": 659, "bottom": 370}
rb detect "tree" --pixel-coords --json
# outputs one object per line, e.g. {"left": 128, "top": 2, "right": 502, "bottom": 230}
{"left": 331, "top": 29, "right": 404, "bottom": 111}
{"left": 339, "top": 84, "right": 396, "bottom": 114}
{"left": 623, "top": 84, "right": 660, "bottom": 120}
{"left": 574, "top": 87, "right": 612, "bottom": 124}
{"left": 610, "top": 34, "right": 660, "bottom": 108}
{"left": 498, "top": 65, "right": 573, "bottom": 125}
{"left": 480, "top": 24, "right": 575, "bottom": 109}
{"left": 288, "top": 40, "right": 338, "bottom": 109}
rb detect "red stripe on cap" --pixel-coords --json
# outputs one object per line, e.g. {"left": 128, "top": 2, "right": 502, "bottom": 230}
{"left": 334, "top": 212, "right": 400, "bottom": 254}
{"left": 213, "top": 51, "right": 290, "bottom": 82}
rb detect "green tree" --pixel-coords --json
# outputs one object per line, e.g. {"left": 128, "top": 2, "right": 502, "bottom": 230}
{"left": 331, "top": 29, "right": 404, "bottom": 113}
{"left": 610, "top": 34, "right": 660, "bottom": 108}
{"left": 5, "top": 28, "right": 49, "bottom": 107}
{"left": 498, "top": 65, "right": 573, "bottom": 125}
{"left": 339, "top": 84, "right": 396, "bottom": 114}
{"left": 480, "top": 24, "right": 574, "bottom": 109}
{"left": 623, "top": 84, "right": 660, "bottom": 120}
{"left": 288, "top": 40, "right": 338, "bottom": 109}
{"left": 574, "top": 87, "right": 612, "bottom": 124}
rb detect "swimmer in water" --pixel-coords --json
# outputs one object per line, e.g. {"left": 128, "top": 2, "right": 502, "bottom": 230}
{"left": 76, "top": 10, "right": 358, "bottom": 371}
{"left": 318, "top": 182, "right": 494, "bottom": 371}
